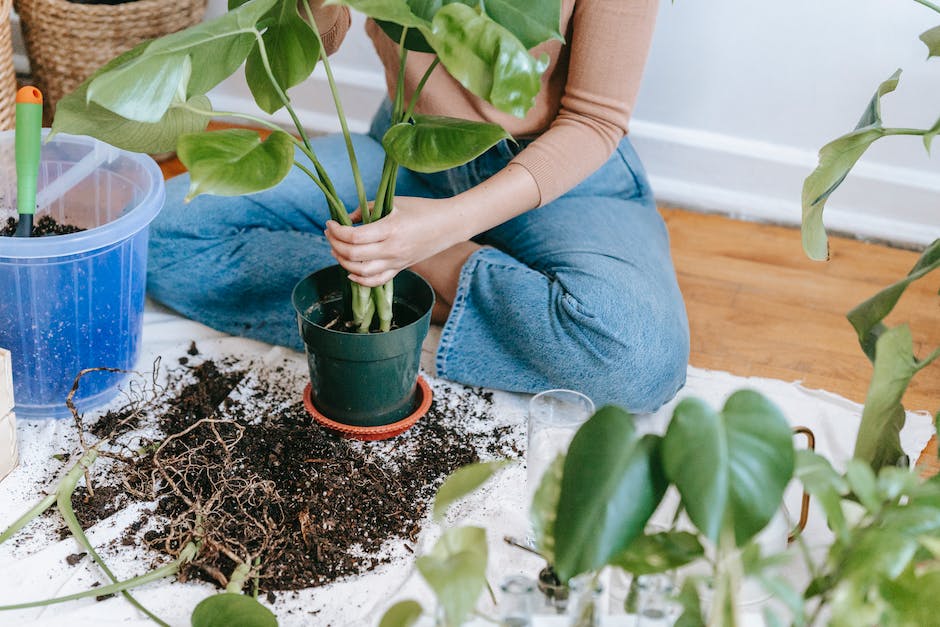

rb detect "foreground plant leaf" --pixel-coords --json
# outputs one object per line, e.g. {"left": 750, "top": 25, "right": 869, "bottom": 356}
{"left": 425, "top": 3, "right": 548, "bottom": 118}
{"left": 416, "top": 526, "right": 488, "bottom": 627}
{"left": 854, "top": 325, "right": 939, "bottom": 471}
{"left": 609, "top": 531, "right": 704, "bottom": 576}
{"left": 530, "top": 453, "right": 565, "bottom": 565}
{"left": 86, "top": 0, "right": 277, "bottom": 122}
{"left": 921, "top": 25, "right": 940, "bottom": 58}
{"left": 383, "top": 115, "right": 511, "bottom": 173}
{"left": 51, "top": 43, "right": 212, "bottom": 153}
{"left": 191, "top": 592, "right": 277, "bottom": 627}
{"left": 801, "top": 70, "right": 901, "bottom": 261}
{"left": 795, "top": 450, "right": 849, "bottom": 542}
{"left": 847, "top": 239, "right": 940, "bottom": 361}
{"left": 432, "top": 459, "right": 509, "bottom": 522}
{"left": 178, "top": 129, "right": 296, "bottom": 200}
{"left": 378, "top": 600, "right": 423, "bottom": 627}
{"left": 483, "top": 0, "right": 564, "bottom": 49}
{"left": 553, "top": 406, "right": 667, "bottom": 581}
{"left": 246, "top": 0, "right": 321, "bottom": 114}
{"left": 662, "top": 391, "right": 794, "bottom": 546}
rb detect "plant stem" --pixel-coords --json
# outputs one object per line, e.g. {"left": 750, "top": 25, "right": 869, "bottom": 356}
{"left": 912, "top": 0, "right": 940, "bottom": 14}
{"left": 301, "top": 0, "right": 369, "bottom": 224}
{"left": 226, "top": 562, "right": 252, "bottom": 594}
{"left": 293, "top": 160, "right": 350, "bottom": 225}
{"left": 0, "top": 543, "right": 197, "bottom": 613}
{"left": 251, "top": 32, "right": 316, "bottom": 155}
{"left": 405, "top": 58, "right": 440, "bottom": 121}
{"left": 56, "top": 448, "right": 168, "bottom": 626}
{"left": 883, "top": 127, "right": 933, "bottom": 136}
{"left": 0, "top": 492, "right": 57, "bottom": 544}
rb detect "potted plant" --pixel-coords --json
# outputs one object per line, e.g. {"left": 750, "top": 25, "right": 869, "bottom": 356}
{"left": 49, "top": 0, "right": 561, "bottom": 436}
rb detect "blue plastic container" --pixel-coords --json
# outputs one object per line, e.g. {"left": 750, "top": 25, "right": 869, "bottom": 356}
{"left": 0, "top": 131, "right": 164, "bottom": 419}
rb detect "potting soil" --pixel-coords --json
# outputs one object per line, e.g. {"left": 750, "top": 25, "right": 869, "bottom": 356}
{"left": 1, "top": 216, "right": 85, "bottom": 237}
{"left": 62, "top": 348, "right": 522, "bottom": 592}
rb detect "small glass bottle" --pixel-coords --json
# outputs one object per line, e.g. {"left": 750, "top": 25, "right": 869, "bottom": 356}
{"left": 635, "top": 573, "right": 678, "bottom": 626}
{"left": 566, "top": 573, "right": 603, "bottom": 627}
{"left": 499, "top": 575, "right": 536, "bottom": 626}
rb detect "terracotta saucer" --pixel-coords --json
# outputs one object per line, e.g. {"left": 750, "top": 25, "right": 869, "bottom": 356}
{"left": 302, "top": 376, "right": 433, "bottom": 441}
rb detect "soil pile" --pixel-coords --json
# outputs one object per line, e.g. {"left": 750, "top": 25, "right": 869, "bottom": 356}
{"left": 73, "top": 351, "right": 521, "bottom": 592}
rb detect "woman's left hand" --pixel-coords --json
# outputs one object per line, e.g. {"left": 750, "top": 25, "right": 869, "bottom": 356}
{"left": 325, "top": 196, "right": 465, "bottom": 287}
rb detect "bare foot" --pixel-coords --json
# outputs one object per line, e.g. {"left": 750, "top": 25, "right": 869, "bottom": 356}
{"left": 410, "top": 241, "right": 481, "bottom": 324}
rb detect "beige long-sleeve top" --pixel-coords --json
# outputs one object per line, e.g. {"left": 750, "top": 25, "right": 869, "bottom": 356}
{"left": 316, "top": 1, "right": 658, "bottom": 206}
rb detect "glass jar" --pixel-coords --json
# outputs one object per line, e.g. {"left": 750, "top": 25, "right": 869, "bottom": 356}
{"left": 499, "top": 575, "right": 537, "bottom": 626}
{"left": 566, "top": 573, "right": 603, "bottom": 627}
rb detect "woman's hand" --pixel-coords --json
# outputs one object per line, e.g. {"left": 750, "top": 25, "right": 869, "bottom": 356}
{"left": 325, "top": 196, "right": 467, "bottom": 287}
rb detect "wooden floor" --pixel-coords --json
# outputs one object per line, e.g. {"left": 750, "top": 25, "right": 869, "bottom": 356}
{"left": 662, "top": 208, "right": 938, "bottom": 413}
{"left": 159, "top": 154, "right": 939, "bottom": 414}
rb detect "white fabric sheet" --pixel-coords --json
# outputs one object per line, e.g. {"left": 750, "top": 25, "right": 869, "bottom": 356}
{"left": 0, "top": 301, "right": 934, "bottom": 627}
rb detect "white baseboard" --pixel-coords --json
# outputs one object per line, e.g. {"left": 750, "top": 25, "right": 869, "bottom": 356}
{"left": 206, "top": 75, "right": 940, "bottom": 249}
{"left": 629, "top": 120, "right": 940, "bottom": 249}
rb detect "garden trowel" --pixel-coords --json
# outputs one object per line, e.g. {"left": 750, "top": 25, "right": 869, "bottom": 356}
{"left": 14, "top": 86, "right": 43, "bottom": 238}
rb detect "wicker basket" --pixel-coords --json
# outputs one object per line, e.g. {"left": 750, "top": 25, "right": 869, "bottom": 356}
{"left": 14, "top": 0, "right": 207, "bottom": 124}
{"left": 0, "top": 0, "right": 16, "bottom": 131}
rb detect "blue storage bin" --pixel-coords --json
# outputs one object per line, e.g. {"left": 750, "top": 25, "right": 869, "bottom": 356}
{"left": 0, "top": 131, "right": 164, "bottom": 418}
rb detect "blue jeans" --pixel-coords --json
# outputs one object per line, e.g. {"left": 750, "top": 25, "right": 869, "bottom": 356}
{"left": 148, "top": 103, "right": 690, "bottom": 413}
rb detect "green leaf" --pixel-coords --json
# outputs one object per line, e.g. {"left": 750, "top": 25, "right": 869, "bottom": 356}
{"left": 191, "top": 593, "right": 277, "bottom": 627}
{"left": 371, "top": 0, "right": 474, "bottom": 52}
{"left": 846, "top": 239, "right": 940, "bottom": 361}
{"left": 425, "top": 3, "right": 548, "bottom": 118}
{"left": 795, "top": 450, "right": 849, "bottom": 542}
{"left": 378, "top": 600, "right": 423, "bottom": 627}
{"left": 661, "top": 391, "right": 795, "bottom": 546}
{"left": 416, "top": 526, "right": 488, "bottom": 627}
{"left": 854, "top": 325, "right": 940, "bottom": 471}
{"left": 553, "top": 406, "right": 668, "bottom": 582}
{"left": 246, "top": 0, "right": 321, "bottom": 114}
{"left": 51, "top": 43, "right": 213, "bottom": 153}
{"left": 801, "top": 70, "right": 901, "bottom": 261}
{"left": 433, "top": 460, "right": 509, "bottom": 522}
{"left": 609, "top": 531, "right": 704, "bottom": 576}
{"left": 330, "top": 0, "right": 430, "bottom": 29}
{"left": 877, "top": 466, "right": 921, "bottom": 502}
{"left": 530, "top": 453, "right": 564, "bottom": 565}
{"left": 879, "top": 568, "right": 940, "bottom": 626}
{"left": 923, "top": 115, "right": 940, "bottom": 153}
{"left": 178, "top": 129, "right": 296, "bottom": 200}
{"left": 87, "top": 0, "right": 277, "bottom": 122}
{"left": 846, "top": 459, "right": 881, "bottom": 513}
{"left": 921, "top": 25, "right": 940, "bottom": 58}
{"left": 482, "top": 0, "right": 564, "bottom": 49}
{"left": 382, "top": 115, "right": 511, "bottom": 173}
{"left": 674, "top": 578, "right": 705, "bottom": 627}
{"left": 842, "top": 527, "right": 918, "bottom": 582}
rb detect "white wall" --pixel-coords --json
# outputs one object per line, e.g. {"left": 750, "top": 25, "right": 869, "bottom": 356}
{"left": 12, "top": 0, "right": 940, "bottom": 245}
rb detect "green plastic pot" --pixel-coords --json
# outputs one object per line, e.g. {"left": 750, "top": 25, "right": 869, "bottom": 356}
{"left": 291, "top": 265, "right": 435, "bottom": 428}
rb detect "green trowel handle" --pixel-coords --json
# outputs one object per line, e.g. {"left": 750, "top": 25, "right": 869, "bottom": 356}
{"left": 15, "top": 87, "right": 44, "bottom": 217}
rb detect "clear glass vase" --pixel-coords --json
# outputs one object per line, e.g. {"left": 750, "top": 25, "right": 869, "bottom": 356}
{"left": 566, "top": 574, "right": 603, "bottom": 627}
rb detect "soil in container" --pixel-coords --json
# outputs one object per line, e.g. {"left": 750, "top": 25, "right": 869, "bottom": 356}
{"left": 0, "top": 216, "right": 85, "bottom": 237}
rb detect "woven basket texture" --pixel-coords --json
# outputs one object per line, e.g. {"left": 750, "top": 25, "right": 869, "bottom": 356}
{"left": 0, "top": 0, "right": 15, "bottom": 131}
{"left": 13, "top": 0, "right": 207, "bottom": 124}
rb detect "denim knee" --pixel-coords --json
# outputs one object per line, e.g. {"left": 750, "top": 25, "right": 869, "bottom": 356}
{"left": 557, "top": 276, "right": 690, "bottom": 415}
